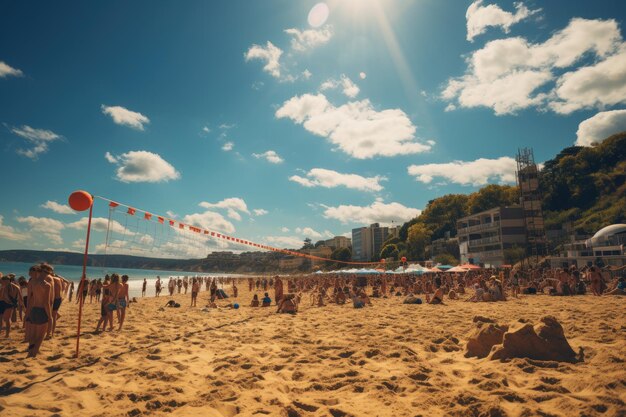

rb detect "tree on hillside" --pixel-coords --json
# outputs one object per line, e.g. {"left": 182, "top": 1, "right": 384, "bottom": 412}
{"left": 433, "top": 253, "right": 458, "bottom": 266}
{"left": 380, "top": 244, "right": 399, "bottom": 261}
{"left": 302, "top": 238, "right": 314, "bottom": 250}
{"left": 406, "top": 222, "right": 432, "bottom": 260}
{"left": 331, "top": 247, "right": 352, "bottom": 263}
{"left": 418, "top": 194, "right": 470, "bottom": 240}
{"left": 467, "top": 184, "right": 518, "bottom": 214}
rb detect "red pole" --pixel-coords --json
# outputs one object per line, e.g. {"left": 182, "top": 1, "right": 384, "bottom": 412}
{"left": 75, "top": 201, "right": 94, "bottom": 358}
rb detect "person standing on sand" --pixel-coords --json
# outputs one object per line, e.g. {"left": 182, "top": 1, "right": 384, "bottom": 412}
{"left": 117, "top": 275, "right": 130, "bottom": 330}
{"left": 274, "top": 276, "right": 283, "bottom": 305}
{"left": 155, "top": 276, "right": 162, "bottom": 297}
{"left": 26, "top": 265, "right": 52, "bottom": 357}
{"left": 142, "top": 278, "right": 147, "bottom": 297}
{"left": 1, "top": 274, "right": 24, "bottom": 337}
{"left": 106, "top": 274, "right": 123, "bottom": 331}
{"left": 191, "top": 278, "right": 200, "bottom": 307}
{"left": 68, "top": 281, "right": 74, "bottom": 302}
{"left": 232, "top": 281, "right": 238, "bottom": 298}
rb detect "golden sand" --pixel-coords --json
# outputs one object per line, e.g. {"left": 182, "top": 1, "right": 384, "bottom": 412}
{"left": 1, "top": 285, "right": 625, "bottom": 417}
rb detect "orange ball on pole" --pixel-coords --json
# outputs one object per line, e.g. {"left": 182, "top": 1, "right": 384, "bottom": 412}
{"left": 68, "top": 190, "right": 93, "bottom": 212}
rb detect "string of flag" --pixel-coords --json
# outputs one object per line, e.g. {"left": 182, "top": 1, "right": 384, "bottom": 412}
{"left": 96, "top": 195, "right": 394, "bottom": 266}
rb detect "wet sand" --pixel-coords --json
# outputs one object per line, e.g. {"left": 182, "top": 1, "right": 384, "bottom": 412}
{"left": 1, "top": 286, "right": 625, "bottom": 417}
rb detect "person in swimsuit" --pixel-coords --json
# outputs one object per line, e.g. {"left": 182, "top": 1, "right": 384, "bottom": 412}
{"left": 17, "top": 276, "right": 28, "bottom": 323}
{"left": 155, "top": 276, "right": 162, "bottom": 297}
{"left": 46, "top": 269, "right": 69, "bottom": 338}
{"left": 1, "top": 275, "right": 24, "bottom": 337}
{"left": 26, "top": 265, "right": 52, "bottom": 357}
{"left": 142, "top": 278, "right": 147, "bottom": 297}
{"left": 250, "top": 294, "right": 260, "bottom": 307}
{"left": 277, "top": 293, "right": 298, "bottom": 314}
{"left": 68, "top": 281, "right": 74, "bottom": 302}
{"left": 428, "top": 287, "right": 445, "bottom": 304}
{"left": 191, "top": 278, "right": 200, "bottom": 307}
{"left": 117, "top": 275, "right": 130, "bottom": 331}
{"left": 274, "top": 276, "right": 284, "bottom": 306}
{"left": 96, "top": 280, "right": 114, "bottom": 332}
{"left": 261, "top": 292, "right": 272, "bottom": 307}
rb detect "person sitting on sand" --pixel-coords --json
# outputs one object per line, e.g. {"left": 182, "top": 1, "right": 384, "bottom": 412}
{"left": 261, "top": 292, "right": 272, "bottom": 307}
{"left": 403, "top": 293, "right": 422, "bottom": 304}
{"left": 427, "top": 287, "right": 444, "bottom": 304}
{"left": 277, "top": 293, "right": 298, "bottom": 314}
{"left": 250, "top": 294, "right": 260, "bottom": 307}
{"left": 605, "top": 277, "right": 626, "bottom": 296}
{"left": 448, "top": 289, "right": 458, "bottom": 300}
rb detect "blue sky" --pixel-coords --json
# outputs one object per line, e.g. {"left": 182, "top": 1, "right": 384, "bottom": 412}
{"left": 1, "top": 0, "right": 625, "bottom": 257}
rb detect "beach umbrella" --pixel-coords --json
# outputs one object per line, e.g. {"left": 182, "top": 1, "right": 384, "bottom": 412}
{"left": 429, "top": 267, "right": 442, "bottom": 272}
{"left": 446, "top": 266, "right": 468, "bottom": 272}
{"left": 436, "top": 265, "right": 453, "bottom": 270}
{"left": 460, "top": 263, "right": 481, "bottom": 269}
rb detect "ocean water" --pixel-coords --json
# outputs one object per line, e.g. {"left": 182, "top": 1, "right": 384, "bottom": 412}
{"left": 0, "top": 261, "right": 235, "bottom": 298}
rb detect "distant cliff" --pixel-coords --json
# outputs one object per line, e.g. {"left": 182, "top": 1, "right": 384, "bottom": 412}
{"left": 0, "top": 250, "right": 290, "bottom": 273}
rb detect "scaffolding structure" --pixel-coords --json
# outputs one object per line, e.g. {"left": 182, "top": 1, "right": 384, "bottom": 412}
{"left": 516, "top": 148, "right": 548, "bottom": 261}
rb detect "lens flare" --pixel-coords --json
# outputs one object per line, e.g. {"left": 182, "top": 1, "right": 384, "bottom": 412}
{"left": 308, "top": 2, "right": 330, "bottom": 28}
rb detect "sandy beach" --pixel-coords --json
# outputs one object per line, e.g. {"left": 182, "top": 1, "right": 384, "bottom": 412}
{"left": 0, "top": 284, "right": 624, "bottom": 417}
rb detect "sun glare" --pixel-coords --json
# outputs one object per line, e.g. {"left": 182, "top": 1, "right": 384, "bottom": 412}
{"left": 308, "top": 2, "right": 330, "bottom": 27}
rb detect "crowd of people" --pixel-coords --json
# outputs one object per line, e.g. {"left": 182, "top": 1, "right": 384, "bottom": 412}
{"left": 1, "top": 262, "right": 624, "bottom": 358}
{"left": 0, "top": 263, "right": 71, "bottom": 357}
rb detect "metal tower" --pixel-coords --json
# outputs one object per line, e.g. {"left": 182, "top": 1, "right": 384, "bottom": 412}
{"left": 516, "top": 148, "right": 547, "bottom": 260}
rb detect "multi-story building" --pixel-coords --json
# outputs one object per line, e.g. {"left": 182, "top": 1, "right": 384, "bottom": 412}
{"left": 303, "top": 246, "right": 333, "bottom": 267}
{"left": 456, "top": 206, "right": 527, "bottom": 267}
{"left": 352, "top": 223, "right": 401, "bottom": 261}
{"left": 322, "top": 236, "right": 352, "bottom": 250}
{"left": 428, "top": 236, "right": 459, "bottom": 259}
{"left": 550, "top": 224, "right": 626, "bottom": 268}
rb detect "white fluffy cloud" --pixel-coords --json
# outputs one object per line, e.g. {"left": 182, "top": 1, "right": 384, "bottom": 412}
{"left": 199, "top": 198, "right": 250, "bottom": 214}
{"left": 0, "top": 61, "right": 23, "bottom": 78}
{"left": 322, "top": 200, "right": 421, "bottom": 225}
{"left": 359, "top": 72, "right": 367, "bottom": 80}
{"left": 11, "top": 125, "right": 62, "bottom": 160}
{"left": 443, "top": 18, "right": 625, "bottom": 115}
{"left": 182, "top": 210, "right": 235, "bottom": 234}
{"left": 0, "top": 215, "right": 26, "bottom": 241}
{"left": 101, "top": 105, "right": 150, "bottom": 130}
{"left": 227, "top": 208, "right": 242, "bottom": 221}
{"left": 253, "top": 150, "right": 284, "bottom": 164}
{"left": 105, "top": 150, "right": 181, "bottom": 183}
{"left": 550, "top": 46, "right": 626, "bottom": 114}
{"left": 41, "top": 201, "right": 75, "bottom": 214}
{"left": 407, "top": 157, "right": 517, "bottom": 186}
{"left": 576, "top": 110, "right": 626, "bottom": 146}
{"left": 222, "top": 142, "right": 234, "bottom": 151}
{"left": 67, "top": 217, "right": 132, "bottom": 235}
{"left": 320, "top": 75, "right": 360, "bottom": 98}
{"left": 289, "top": 168, "right": 385, "bottom": 192}
{"left": 265, "top": 235, "right": 304, "bottom": 248}
{"left": 16, "top": 216, "right": 65, "bottom": 244}
{"left": 253, "top": 209, "right": 268, "bottom": 216}
{"left": 281, "top": 227, "right": 290, "bottom": 233}
{"left": 276, "top": 93, "right": 432, "bottom": 159}
{"left": 295, "top": 227, "right": 323, "bottom": 239}
{"left": 466, "top": 0, "right": 539, "bottom": 42}
{"left": 244, "top": 41, "right": 283, "bottom": 78}
{"left": 285, "top": 26, "right": 332, "bottom": 52}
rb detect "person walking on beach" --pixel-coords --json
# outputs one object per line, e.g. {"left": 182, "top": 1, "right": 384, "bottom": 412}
{"left": 26, "top": 265, "right": 52, "bottom": 357}
{"left": 142, "top": 278, "right": 147, "bottom": 297}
